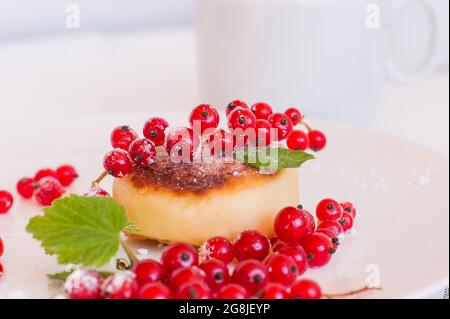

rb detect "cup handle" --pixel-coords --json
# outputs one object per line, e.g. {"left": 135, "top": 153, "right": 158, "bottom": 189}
{"left": 386, "top": 0, "right": 439, "bottom": 84}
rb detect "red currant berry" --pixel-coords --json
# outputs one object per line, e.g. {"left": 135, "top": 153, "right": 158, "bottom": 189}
{"left": 139, "top": 282, "right": 172, "bottom": 299}
{"left": 308, "top": 130, "right": 327, "bottom": 152}
{"left": 270, "top": 237, "right": 287, "bottom": 252}
{"left": 253, "top": 119, "right": 272, "bottom": 147}
{"left": 0, "top": 236, "right": 4, "bottom": 257}
{"left": 189, "top": 104, "right": 220, "bottom": 134}
{"left": 316, "top": 198, "right": 343, "bottom": 221}
{"left": 0, "top": 262, "right": 3, "bottom": 278}
{"left": 64, "top": 269, "right": 104, "bottom": 299}
{"left": 265, "top": 253, "right": 298, "bottom": 287}
{"left": 176, "top": 279, "right": 210, "bottom": 299}
{"left": 161, "top": 243, "right": 199, "bottom": 274}
{"left": 234, "top": 230, "right": 270, "bottom": 262}
{"left": 317, "top": 220, "right": 344, "bottom": 236}
{"left": 168, "top": 266, "right": 205, "bottom": 291}
{"left": 133, "top": 259, "right": 164, "bottom": 285}
{"left": 301, "top": 233, "right": 335, "bottom": 268}
{"left": 221, "top": 130, "right": 235, "bottom": 156}
{"left": 226, "top": 100, "right": 249, "bottom": 117}
{"left": 103, "top": 149, "right": 133, "bottom": 178}
{"left": 284, "top": 107, "right": 303, "bottom": 125}
{"left": 232, "top": 259, "right": 268, "bottom": 294}
{"left": 85, "top": 186, "right": 110, "bottom": 197}
{"left": 199, "top": 258, "right": 230, "bottom": 291}
{"left": 298, "top": 206, "right": 316, "bottom": 235}
{"left": 55, "top": 165, "right": 78, "bottom": 187}
{"left": 110, "top": 125, "right": 138, "bottom": 151}
{"left": 0, "top": 190, "right": 14, "bottom": 214}
{"left": 339, "top": 212, "right": 354, "bottom": 232}
{"left": 165, "top": 127, "right": 199, "bottom": 162}
{"left": 143, "top": 117, "right": 169, "bottom": 146}
{"left": 34, "top": 177, "right": 64, "bottom": 206}
{"left": 277, "top": 244, "right": 308, "bottom": 276}
{"left": 128, "top": 138, "right": 156, "bottom": 167}
{"left": 16, "top": 177, "right": 36, "bottom": 199}
{"left": 200, "top": 236, "right": 234, "bottom": 264}
{"left": 250, "top": 102, "right": 273, "bottom": 120}
{"left": 204, "top": 129, "right": 234, "bottom": 158}
{"left": 274, "top": 206, "right": 311, "bottom": 244}
{"left": 258, "top": 282, "right": 287, "bottom": 299}
{"left": 340, "top": 201, "right": 357, "bottom": 218}
{"left": 217, "top": 283, "right": 249, "bottom": 299}
{"left": 289, "top": 279, "right": 322, "bottom": 299}
{"left": 286, "top": 130, "right": 309, "bottom": 151}
{"left": 227, "top": 107, "right": 257, "bottom": 131}
{"left": 268, "top": 113, "right": 293, "bottom": 141}
{"left": 315, "top": 228, "right": 340, "bottom": 251}
{"left": 101, "top": 271, "right": 139, "bottom": 299}
{"left": 34, "top": 168, "right": 57, "bottom": 181}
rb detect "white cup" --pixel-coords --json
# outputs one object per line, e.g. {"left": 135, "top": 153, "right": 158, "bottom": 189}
{"left": 196, "top": 0, "right": 439, "bottom": 124}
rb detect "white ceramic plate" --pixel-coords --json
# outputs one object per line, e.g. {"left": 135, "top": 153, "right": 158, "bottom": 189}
{"left": 0, "top": 112, "right": 448, "bottom": 299}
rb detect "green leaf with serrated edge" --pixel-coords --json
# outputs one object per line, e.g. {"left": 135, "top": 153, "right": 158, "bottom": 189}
{"left": 47, "top": 270, "right": 114, "bottom": 281}
{"left": 235, "top": 147, "right": 314, "bottom": 169}
{"left": 26, "top": 195, "right": 127, "bottom": 267}
{"left": 124, "top": 221, "right": 140, "bottom": 233}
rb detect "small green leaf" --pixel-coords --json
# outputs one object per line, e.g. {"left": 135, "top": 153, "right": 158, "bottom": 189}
{"left": 48, "top": 270, "right": 114, "bottom": 281}
{"left": 236, "top": 147, "right": 314, "bottom": 169}
{"left": 47, "top": 271, "right": 74, "bottom": 281}
{"left": 124, "top": 221, "right": 140, "bottom": 233}
{"left": 26, "top": 195, "right": 127, "bottom": 267}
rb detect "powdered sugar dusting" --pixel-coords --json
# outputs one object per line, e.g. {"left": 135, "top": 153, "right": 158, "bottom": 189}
{"left": 64, "top": 269, "right": 102, "bottom": 295}
{"left": 102, "top": 271, "right": 136, "bottom": 296}
{"left": 198, "top": 241, "right": 211, "bottom": 262}
{"left": 410, "top": 168, "right": 433, "bottom": 187}
{"left": 137, "top": 248, "right": 150, "bottom": 257}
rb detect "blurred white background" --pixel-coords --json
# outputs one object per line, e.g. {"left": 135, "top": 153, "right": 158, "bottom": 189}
{"left": 0, "top": 0, "right": 194, "bottom": 41}
{"left": 0, "top": 0, "right": 448, "bottom": 69}
{"left": 0, "top": 0, "right": 449, "bottom": 152}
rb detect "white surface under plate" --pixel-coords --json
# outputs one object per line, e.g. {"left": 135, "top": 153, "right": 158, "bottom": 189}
{"left": 0, "top": 112, "right": 448, "bottom": 299}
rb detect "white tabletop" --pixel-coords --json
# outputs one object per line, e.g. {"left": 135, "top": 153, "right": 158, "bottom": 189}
{"left": 0, "top": 28, "right": 448, "bottom": 155}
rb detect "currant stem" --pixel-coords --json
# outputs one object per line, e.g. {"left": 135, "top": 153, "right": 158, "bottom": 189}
{"left": 120, "top": 239, "right": 138, "bottom": 269}
{"left": 116, "top": 258, "right": 131, "bottom": 270}
{"left": 300, "top": 121, "right": 313, "bottom": 132}
{"left": 91, "top": 171, "right": 108, "bottom": 188}
{"left": 323, "top": 286, "right": 382, "bottom": 299}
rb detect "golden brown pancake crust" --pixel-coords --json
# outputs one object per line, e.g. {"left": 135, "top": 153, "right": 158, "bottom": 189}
{"left": 128, "top": 147, "right": 279, "bottom": 194}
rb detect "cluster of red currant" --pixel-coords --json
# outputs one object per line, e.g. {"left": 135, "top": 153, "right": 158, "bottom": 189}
{"left": 0, "top": 165, "right": 78, "bottom": 216}
{"left": 273, "top": 198, "right": 356, "bottom": 268}
{"left": 226, "top": 101, "right": 327, "bottom": 152}
{"left": 64, "top": 199, "right": 356, "bottom": 299}
{"left": 0, "top": 166, "right": 79, "bottom": 277}
{"left": 19, "top": 166, "right": 78, "bottom": 206}
{"left": 102, "top": 101, "right": 326, "bottom": 179}
{"left": 103, "top": 120, "right": 168, "bottom": 178}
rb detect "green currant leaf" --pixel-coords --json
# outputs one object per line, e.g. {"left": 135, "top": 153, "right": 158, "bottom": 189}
{"left": 47, "top": 270, "right": 114, "bottom": 281}
{"left": 235, "top": 147, "right": 314, "bottom": 169}
{"left": 26, "top": 195, "right": 127, "bottom": 267}
{"left": 124, "top": 221, "right": 140, "bottom": 233}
